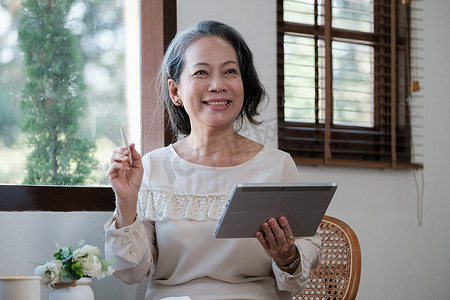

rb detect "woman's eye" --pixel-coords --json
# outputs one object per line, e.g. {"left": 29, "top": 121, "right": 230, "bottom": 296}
{"left": 226, "top": 69, "right": 237, "bottom": 74}
{"left": 194, "top": 70, "right": 207, "bottom": 76}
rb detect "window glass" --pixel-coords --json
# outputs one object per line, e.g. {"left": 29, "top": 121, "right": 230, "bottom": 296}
{"left": 282, "top": 1, "right": 374, "bottom": 127}
{"left": 284, "top": 0, "right": 316, "bottom": 25}
{"left": 0, "top": 0, "right": 139, "bottom": 185}
{"left": 332, "top": 0, "right": 373, "bottom": 32}
{"left": 332, "top": 41, "right": 373, "bottom": 127}
{"left": 284, "top": 35, "right": 324, "bottom": 123}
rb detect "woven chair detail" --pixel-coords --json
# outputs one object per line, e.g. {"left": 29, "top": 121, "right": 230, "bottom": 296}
{"left": 292, "top": 215, "right": 361, "bottom": 300}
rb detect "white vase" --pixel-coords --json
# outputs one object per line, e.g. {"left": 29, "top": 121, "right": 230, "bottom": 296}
{"left": 0, "top": 276, "right": 41, "bottom": 300}
{"left": 49, "top": 277, "right": 94, "bottom": 300}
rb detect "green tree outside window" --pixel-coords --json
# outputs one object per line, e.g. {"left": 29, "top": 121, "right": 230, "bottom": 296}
{"left": 18, "top": 0, "right": 97, "bottom": 185}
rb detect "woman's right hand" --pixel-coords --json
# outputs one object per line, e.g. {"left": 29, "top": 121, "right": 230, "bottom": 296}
{"left": 106, "top": 143, "right": 144, "bottom": 228}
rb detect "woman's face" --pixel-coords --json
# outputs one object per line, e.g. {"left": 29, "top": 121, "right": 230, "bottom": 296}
{"left": 169, "top": 36, "right": 244, "bottom": 133}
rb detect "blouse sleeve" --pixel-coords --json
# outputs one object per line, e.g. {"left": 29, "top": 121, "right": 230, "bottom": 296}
{"left": 272, "top": 232, "right": 321, "bottom": 293}
{"left": 104, "top": 214, "right": 158, "bottom": 284}
{"left": 104, "top": 152, "right": 158, "bottom": 284}
{"left": 280, "top": 150, "right": 301, "bottom": 182}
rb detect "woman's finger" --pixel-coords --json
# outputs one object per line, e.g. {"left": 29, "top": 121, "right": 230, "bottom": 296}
{"left": 278, "top": 216, "right": 295, "bottom": 242}
{"left": 112, "top": 146, "right": 128, "bottom": 154}
{"left": 129, "top": 143, "right": 142, "bottom": 167}
{"left": 267, "top": 218, "right": 287, "bottom": 241}
{"left": 111, "top": 151, "right": 131, "bottom": 165}
{"left": 267, "top": 217, "right": 296, "bottom": 256}
{"left": 106, "top": 161, "right": 124, "bottom": 180}
{"left": 262, "top": 219, "right": 280, "bottom": 251}
{"left": 255, "top": 231, "right": 269, "bottom": 250}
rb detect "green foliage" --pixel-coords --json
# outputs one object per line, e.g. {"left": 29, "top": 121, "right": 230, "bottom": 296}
{"left": 71, "top": 262, "right": 84, "bottom": 279}
{"left": 17, "top": 0, "right": 97, "bottom": 185}
{"left": 100, "top": 256, "right": 116, "bottom": 273}
{"left": 54, "top": 245, "right": 81, "bottom": 280}
{"left": 34, "top": 240, "right": 115, "bottom": 284}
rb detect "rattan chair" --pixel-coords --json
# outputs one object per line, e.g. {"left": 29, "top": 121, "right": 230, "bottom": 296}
{"left": 292, "top": 215, "right": 361, "bottom": 300}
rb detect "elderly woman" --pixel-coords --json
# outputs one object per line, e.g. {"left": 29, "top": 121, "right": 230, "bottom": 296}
{"left": 105, "top": 20, "right": 320, "bottom": 300}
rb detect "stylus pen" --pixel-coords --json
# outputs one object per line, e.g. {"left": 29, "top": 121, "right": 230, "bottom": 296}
{"left": 120, "top": 126, "right": 133, "bottom": 167}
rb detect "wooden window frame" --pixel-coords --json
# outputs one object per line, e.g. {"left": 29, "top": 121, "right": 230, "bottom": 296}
{"left": 278, "top": 0, "right": 423, "bottom": 170}
{"left": 0, "top": 0, "right": 177, "bottom": 212}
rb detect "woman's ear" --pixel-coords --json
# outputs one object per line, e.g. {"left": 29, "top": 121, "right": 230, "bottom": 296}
{"left": 168, "top": 79, "right": 181, "bottom": 106}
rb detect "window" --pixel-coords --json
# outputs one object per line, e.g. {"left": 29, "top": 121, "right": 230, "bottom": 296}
{"left": 0, "top": 0, "right": 176, "bottom": 211}
{"left": 277, "top": 0, "right": 423, "bottom": 169}
{"left": 1, "top": 0, "right": 140, "bottom": 185}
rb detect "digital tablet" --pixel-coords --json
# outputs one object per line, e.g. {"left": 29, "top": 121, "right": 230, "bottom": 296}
{"left": 213, "top": 182, "right": 337, "bottom": 238}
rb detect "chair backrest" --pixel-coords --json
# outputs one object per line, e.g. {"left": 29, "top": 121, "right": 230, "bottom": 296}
{"left": 292, "top": 215, "right": 361, "bottom": 300}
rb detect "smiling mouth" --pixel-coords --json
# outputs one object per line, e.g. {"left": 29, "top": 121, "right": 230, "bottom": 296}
{"left": 202, "top": 100, "right": 231, "bottom": 107}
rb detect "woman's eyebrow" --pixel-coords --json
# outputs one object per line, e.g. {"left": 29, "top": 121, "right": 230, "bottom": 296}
{"left": 192, "top": 62, "right": 209, "bottom": 67}
{"left": 192, "top": 60, "right": 238, "bottom": 68}
{"left": 223, "top": 60, "right": 238, "bottom": 66}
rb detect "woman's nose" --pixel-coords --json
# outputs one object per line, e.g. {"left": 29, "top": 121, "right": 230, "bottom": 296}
{"left": 208, "top": 75, "right": 226, "bottom": 92}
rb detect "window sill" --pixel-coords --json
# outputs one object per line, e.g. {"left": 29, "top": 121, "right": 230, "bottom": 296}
{"left": 292, "top": 157, "right": 424, "bottom": 170}
{"left": 0, "top": 185, "right": 115, "bottom": 211}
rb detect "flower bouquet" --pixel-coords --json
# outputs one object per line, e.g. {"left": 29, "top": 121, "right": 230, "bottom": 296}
{"left": 33, "top": 240, "right": 115, "bottom": 288}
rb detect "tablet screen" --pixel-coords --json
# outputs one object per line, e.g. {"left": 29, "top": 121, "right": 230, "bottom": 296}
{"left": 214, "top": 183, "right": 337, "bottom": 238}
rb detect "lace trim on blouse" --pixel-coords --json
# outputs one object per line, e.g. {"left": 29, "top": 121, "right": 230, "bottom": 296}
{"left": 137, "top": 188, "right": 229, "bottom": 221}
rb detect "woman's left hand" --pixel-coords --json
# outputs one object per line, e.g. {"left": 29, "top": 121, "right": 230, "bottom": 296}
{"left": 255, "top": 216, "right": 299, "bottom": 268}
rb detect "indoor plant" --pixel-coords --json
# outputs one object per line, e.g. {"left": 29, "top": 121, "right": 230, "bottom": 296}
{"left": 33, "top": 240, "right": 114, "bottom": 300}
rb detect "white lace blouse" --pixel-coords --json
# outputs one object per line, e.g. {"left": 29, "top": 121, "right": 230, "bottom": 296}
{"left": 105, "top": 145, "right": 321, "bottom": 300}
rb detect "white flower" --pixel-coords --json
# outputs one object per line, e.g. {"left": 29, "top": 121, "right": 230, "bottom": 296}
{"left": 98, "top": 266, "right": 115, "bottom": 279}
{"left": 34, "top": 260, "right": 62, "bottom": 285}
{"left": 73, "top": 245, "right": 102, "bottom": 278}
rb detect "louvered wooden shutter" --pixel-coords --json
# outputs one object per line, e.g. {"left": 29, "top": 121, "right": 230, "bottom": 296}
{"left": 277, "top": 0, "right": 423, "bottom": 169}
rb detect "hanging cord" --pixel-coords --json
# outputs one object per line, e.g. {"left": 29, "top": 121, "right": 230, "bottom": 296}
{"left": 412, "top": 168, "right": 424, "bottom": 226}
{"left": 402, "top": 1, "right": 425, "bottom": 227}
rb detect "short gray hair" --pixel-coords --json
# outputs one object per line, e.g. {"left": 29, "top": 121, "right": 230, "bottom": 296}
{"left": 157, "top": 20, "right": 266, "bottom": 136}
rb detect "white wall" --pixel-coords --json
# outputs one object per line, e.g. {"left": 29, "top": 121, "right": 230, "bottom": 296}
{"left": 1, "top": 1, "right": 449, "bottom": 299}
{"left": 0, "top": 212, "right": 147, "bottom": 300}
